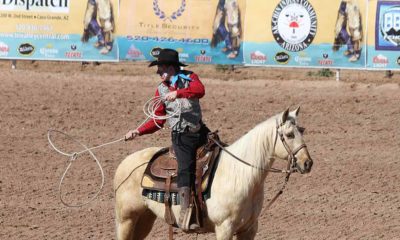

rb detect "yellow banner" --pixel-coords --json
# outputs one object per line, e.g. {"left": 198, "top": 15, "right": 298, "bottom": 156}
{"left": 0, "top": 1, "right": 96, "bottom": 34}
{"left": 244, "top": 0, "right": 366, "bottom": 44}
{"left": 0, "top": 0, "right": 119, "bottom": 61}
{"left": 118, "top": 0, "right": 246, "bottom": 64}
{"left": 243, "top": 0, "right": 367, "bottom": 67}
{"left": 119, "top": 0, "right": 245, "bottom": 38}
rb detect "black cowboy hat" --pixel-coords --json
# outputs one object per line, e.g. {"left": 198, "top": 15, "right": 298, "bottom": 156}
{"left": 148, "top": 48, "right": 188, "bottom": 67}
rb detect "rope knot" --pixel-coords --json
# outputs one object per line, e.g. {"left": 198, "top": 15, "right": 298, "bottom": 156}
{"left": 70, "top": 152, "right": 78, "bottom": 162}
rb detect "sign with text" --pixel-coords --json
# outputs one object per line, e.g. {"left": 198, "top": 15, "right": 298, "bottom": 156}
{"left": 0, "top": 0, "right": 119, "bottom": 61}
{"left": 118, "top": 0, "right": 246, "bottom": 65}
{"left": 243, "top": 0, "right": 367, "bottom": 68}
{"left": 367, "top": 0, "right": 400, "bottom": 69}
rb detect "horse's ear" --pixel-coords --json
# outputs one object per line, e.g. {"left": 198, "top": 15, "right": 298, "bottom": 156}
{"left": 282, "top": 108, "right": 290, "bottom": 124}
{"left": 290, "top": 106, "right": 301, "bottom": 118}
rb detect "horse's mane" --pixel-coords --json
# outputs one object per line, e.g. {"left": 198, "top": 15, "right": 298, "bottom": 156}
{"left": 218, "top": 114, "right": 279, "bottom": 193}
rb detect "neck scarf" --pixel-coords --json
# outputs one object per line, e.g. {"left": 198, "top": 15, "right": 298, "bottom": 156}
{"left": 170, "top": 73, "right": 192, "bottom": 86}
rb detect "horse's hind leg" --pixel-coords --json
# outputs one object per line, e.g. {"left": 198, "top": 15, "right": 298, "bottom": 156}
{"left": 115, "top": 191, "right": 148, "bottom": 240}
{"left": 132, "top": 209, "right": 157, "bottom": 239}
{"left": 236, "top": 221, "right": 258, "bottom": 240}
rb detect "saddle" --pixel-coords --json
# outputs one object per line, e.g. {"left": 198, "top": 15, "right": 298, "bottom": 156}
{"left": 141, "top": 131, "right": 223, "bottom": 231}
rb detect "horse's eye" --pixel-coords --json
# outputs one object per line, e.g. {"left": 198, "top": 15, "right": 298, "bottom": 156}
{"left": 298, "top": 127, "right": 305, "bottom": 134}
{"left": 286, "top": 132, "right": 295, "bottom": 139}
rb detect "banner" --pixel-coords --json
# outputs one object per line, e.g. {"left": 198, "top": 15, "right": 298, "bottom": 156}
{"left": 243, "top": 0, "right": 367, "bottom": 68}
{"left": 118, "top": 0, "right": 246, "bottom": 65}
{"left": 2, "top": 0, "right": 400, "bottom": 70}
{"left": 0, "top": 0, "right": 119, "bottom": 61}
{"left": 367, "top": 0, "right": 400, "bottom": 69}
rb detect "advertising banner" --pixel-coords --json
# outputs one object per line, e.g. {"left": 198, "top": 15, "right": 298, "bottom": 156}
{"left": 0, "top": 0, "right": 119, "bottom": 61}
{"left": 118, "top": 0, "right": 246, "bottom": 65}
{"left": 243, "top": 0, "right": 367, "bottom": 69}
{"left": 367, "top": 0, "right": 400, "bottom": 69}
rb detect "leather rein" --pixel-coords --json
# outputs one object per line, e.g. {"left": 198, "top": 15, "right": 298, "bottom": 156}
{"left": 209, "top": 119, "right": 308, "bottom": 210}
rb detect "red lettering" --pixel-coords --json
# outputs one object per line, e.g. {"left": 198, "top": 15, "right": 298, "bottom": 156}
{"left": 250, "top": 53, "right": 266, "bottom": 60}
{"left": 373, "top": 57, "right": 388, "bottom": 64}
{"left": 318, "top": 60, "right": 333, "bottom": 65}
{"left": 195, "top": 55, "right": 212, "bottom": 62}
{"left": 128, "top": 50, "right": 141, "bottom": 57}
{"left": 65, "top": 52, "right": 82, "bottom": 58}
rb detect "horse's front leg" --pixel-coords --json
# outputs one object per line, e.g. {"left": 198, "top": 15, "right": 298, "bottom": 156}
{"left": 215, "top": 220, "right": 234, "bottom": 240}
{"left": 236, "top": 221, "right": 258, "bottom": 240}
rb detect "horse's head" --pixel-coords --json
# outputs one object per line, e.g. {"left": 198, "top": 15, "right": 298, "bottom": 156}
{"left": 273, "top": 107, "right": 313, "bottom": 174}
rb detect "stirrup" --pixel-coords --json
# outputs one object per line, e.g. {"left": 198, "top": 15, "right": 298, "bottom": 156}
{"left": 179, "top": 205, "right": 193, "bottom": 231}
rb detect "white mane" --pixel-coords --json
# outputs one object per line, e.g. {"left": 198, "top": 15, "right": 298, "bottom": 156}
{"left": 216, "top": 115, "right": 279, "bottom": 195}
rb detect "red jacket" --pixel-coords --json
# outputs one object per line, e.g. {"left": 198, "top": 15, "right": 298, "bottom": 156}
{"left": 137, "top": 72, "right": 205, "bottom": 135}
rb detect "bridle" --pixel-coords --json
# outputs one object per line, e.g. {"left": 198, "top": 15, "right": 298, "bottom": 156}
{"left": 211, "top": 118, "right": 308, "bottom": 173}
{"left": 273, "top": 118, "right": 308, "bottom": 174}
{"left": 210, "top": 117, "right": 310, "bottom": 210}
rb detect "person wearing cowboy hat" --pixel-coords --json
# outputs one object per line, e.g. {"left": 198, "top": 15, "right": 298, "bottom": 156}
{"left": 125, "top": 48, "right": 210, "bottom": 230}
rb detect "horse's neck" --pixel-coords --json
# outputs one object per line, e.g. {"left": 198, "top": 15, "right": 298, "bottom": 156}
{"left": 216, "top": 119, "right": 276, "bottom": 192}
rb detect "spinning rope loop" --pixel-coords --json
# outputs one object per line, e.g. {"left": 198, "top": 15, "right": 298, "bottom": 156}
{"left": 48, "top": 96, "right": 182, "bottom": 207}
{"left": 47, "top": 129, "right": 124, "bottom": 208}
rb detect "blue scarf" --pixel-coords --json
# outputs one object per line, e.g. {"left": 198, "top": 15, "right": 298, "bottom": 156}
{"left": 170, "top": 73, "right": 192, "bottom": 86}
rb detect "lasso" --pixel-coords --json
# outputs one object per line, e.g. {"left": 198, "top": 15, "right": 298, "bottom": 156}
{"left": 48, "top": 96, "right": 182, "bottom": 207}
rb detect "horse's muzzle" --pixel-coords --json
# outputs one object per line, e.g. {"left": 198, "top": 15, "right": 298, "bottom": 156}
{"left": 296, "top": 158, "right": 313, "bottom": 174}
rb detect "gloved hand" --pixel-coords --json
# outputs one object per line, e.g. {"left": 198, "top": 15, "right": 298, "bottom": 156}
{"left": 125, "top": 129, "right": 140, "bottom": 141}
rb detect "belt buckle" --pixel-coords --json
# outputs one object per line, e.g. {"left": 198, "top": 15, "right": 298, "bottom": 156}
{"left": 188, "top": 124, "right": 200, "bottom": 133}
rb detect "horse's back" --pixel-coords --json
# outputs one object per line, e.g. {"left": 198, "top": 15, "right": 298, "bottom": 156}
{"left": 114, "top": 147, "right": 163, "bottom": 191}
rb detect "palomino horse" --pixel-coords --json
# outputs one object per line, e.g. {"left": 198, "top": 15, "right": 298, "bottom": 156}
{"left": 114, "top": 107, "right": 313, "bottom": 239}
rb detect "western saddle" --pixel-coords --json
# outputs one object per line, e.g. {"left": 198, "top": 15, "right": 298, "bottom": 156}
{"left": 141, "top": 131, "right": 223, "bottom": 233}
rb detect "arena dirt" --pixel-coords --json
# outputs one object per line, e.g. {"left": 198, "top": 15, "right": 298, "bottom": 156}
{"left": 0, "top": 60, "right": 399, "bottom": 239}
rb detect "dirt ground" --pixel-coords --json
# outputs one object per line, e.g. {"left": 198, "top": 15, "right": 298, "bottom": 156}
{"left": 1, "top": 60, "right": 399, "bottom": 240}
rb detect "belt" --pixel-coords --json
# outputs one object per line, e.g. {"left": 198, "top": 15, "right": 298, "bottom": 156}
{"left": 186, "top": 124, "right": 201, "bottom": 133}
{"left": 172, "top": 124, "right": 201, "bottom": 134}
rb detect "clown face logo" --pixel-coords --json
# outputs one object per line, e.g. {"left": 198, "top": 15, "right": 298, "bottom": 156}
{"left": 272, "top": 0, "right": 317, "bottom": 52}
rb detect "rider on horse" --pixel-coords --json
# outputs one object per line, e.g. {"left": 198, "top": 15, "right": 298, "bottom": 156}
{"left": 125, "top": 48, "right": 210, "bottom": 230}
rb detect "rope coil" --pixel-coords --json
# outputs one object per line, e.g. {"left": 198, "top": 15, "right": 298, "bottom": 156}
{"left": 142, "top": 96, "right": 182, "bottom": 129}
{"left": 48, "top": 96, "right": 183, "bottom": 207}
